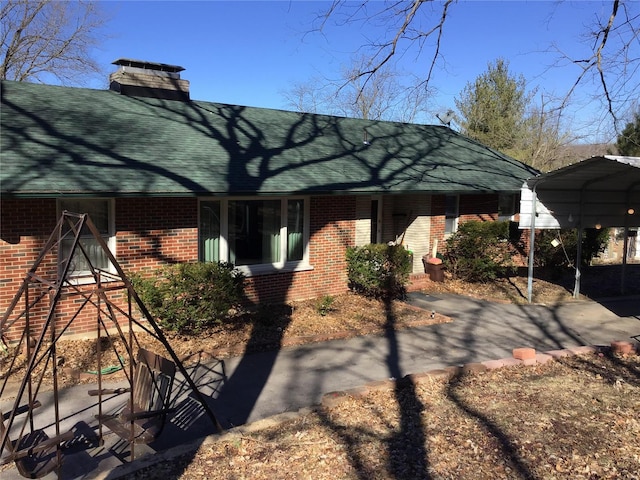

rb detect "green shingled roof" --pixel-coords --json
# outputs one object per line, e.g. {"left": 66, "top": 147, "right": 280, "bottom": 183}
{"left": 1, "top": 80, "right": 538, "bottom": 198}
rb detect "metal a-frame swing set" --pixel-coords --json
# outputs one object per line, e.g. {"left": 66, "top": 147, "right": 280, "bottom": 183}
{"left": 0, "top": 211, "right": 222, "bottom": 478}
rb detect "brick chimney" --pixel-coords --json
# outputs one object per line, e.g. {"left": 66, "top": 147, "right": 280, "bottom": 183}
{"left": 109, "top": 58, "right": 190, "bottom": 100}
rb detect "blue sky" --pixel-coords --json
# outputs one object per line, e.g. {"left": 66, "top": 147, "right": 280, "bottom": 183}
{"left": 90, "top": 1, "right": 625, "bottom": 140}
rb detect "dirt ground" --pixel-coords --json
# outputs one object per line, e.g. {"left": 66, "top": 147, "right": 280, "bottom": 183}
{"left": 129, "top": 351, "right": 640, "bottom": 480}
{"left": 2, "top": 265, "right": 640, "bottom": 479}
{"left": 121, "top": 265, "right": 639, "bottom": 480}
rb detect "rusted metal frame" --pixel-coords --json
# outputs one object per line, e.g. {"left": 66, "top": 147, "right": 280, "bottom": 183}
{"left": 99, "top": 298, "right": 158, "bottom": 339}
{"left": 0, "top": 214, "right": 83, "bottom": 457}
{"left": 0, "top": 327, "right": 29, "bottom": 398}
{"left": 57, "top": 281, "right": 126, "bottom": 300}
{"left": 0, "top": 215, "right": 65, "bottom": 333}
{"left": 51, "top": 295, "right": 63, "bottom": 475}
{"left": 10, "top": 349, "right": 53, "bottom": 458}
{"left": 97, "top": 272, "right": 104, "bottom": 443}
{"left": 28, "top": 293, "right": 94, "bottom": 376}
{"left": 26, "top": 272, "right": 57, "bottom": 288}
{"left": 128, "top": 288, "right": 136, "bottom": 459}
{"left": 0, "top": 289, "right": 49, "bottom": 334}
{"left": 83, "top": 216, "right": 224, "bottom": 433}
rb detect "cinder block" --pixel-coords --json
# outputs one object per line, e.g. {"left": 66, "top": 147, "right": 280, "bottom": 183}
{"left": 535, "top": 353, "right": 554, "bottom": 365}
{"left": 482, "top": 359, "right": 506, "bottom": 370}
{"left": 611, "top": 341, "right": 636, "bottom": 355}
{"left": 462, "top": 362, "right": 488, "bottom": 374}
{"left": 367, "top": 379, "right": 394, "bottom": 392}
{"left": 513, "top": 347, "right": 536, "bottom": 360}
{"left": 424, "top": 369, "right": 451, "bottom": 379}
{"left": 545, "top": 349, "right": 573, "bottom": 358}
{"left": 568, "top": 345, "right": 598, "bottom": 355}
{"left": 345, "top": 385, "right": 370, "bottom": 398}
{"left": 321, "top": 391, "right": 350, "bottom": 408}
{"left": 406, "top": 372, "right": 434, "bottom": 385}
{"left": 500, "top": 357, "right": 523, "bottom": 367}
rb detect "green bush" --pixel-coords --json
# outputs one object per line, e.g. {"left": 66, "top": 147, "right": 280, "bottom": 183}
{"left": 534, "top": 228, "right": 610, "bottom": 270}
{"left": 346, "top": 243, "right": 412, "bottom": 299}
{"left": 316, "top": 295, "right": 335, "bottom": 316}
{"left": 445, "top": 220, "right": 515, "bottom": 282}
{"left": 131, "top": 262, "right": 245, "bottom": 334}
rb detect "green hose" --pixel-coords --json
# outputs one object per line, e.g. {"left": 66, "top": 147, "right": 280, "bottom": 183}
{"left": 86, "top": 356, "right": 125, "bottom": 375}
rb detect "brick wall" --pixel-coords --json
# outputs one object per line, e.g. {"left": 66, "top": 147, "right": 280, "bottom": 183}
{"left": 1, "top": 195, "right": 357, "bottom": 339}
{"left": 1, "top": 193, "right": 525, "bottom": 340}
{"left": 115, "top": 197, "right": 199, "bottom": 270}
{"left": 430, "top": 194, "right": 500, "bottom": 255}
{"left": 244, "top": 195, "right": 356, "bottom": 304}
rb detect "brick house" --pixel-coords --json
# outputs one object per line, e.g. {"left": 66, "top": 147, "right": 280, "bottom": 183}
{"left": 0, "top": 59, "right": 537, "bottom": 338}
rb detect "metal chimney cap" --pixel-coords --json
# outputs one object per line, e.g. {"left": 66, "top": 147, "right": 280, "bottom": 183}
{"left": 112, "top": 58, "right": 185, "bottom": 73}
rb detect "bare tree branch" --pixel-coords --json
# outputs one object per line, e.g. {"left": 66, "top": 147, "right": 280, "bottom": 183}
{"left": 0, "top": 0, "right": 109, "bottom": 84}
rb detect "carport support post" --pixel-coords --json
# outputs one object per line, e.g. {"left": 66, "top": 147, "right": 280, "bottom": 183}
{"left": 574, "top": 227, "right": 583, "bottom": 298}
{"left": 527, "top": 186, "right": 538, "bottom": 303}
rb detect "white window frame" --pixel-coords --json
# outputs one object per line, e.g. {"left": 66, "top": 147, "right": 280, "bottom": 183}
{"left": 56, "top": 198, "right": 116, "bottom": 280}
{"left": 198, "top": 196, "right": 312, "bottom": 276}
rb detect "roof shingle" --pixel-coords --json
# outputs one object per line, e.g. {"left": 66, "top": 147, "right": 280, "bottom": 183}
{"left": 1, "top": 80, "right": 538, "bottom": 197}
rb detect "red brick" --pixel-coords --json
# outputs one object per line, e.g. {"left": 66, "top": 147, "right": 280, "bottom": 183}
{"left": 513, "top": 347, "right": 536, "bottom": 360}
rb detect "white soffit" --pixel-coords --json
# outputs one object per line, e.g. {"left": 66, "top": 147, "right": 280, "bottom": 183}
{"left": 520, "top": 156, "right": 640, "bottom": 229}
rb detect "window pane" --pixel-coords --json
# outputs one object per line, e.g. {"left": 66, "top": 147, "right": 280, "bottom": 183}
{"left": 229, "top": 200, "right": 281, "bottom": 265}
{"left": 287, "top": 199, "right": 304, "bottom": 261}
{"left": 59, "top": 199, "right": 109, "bottom": 234}
{"left": 498, "top": 194, "right": 515, "bottom": 218}
{"left": 61, "top": 237, "right": 109, "bottom": 273}
{"left": 199, "top": 201, "right": 220, "bottom": 262}
{"left": 58, "top": 199, "right": 111, "bottom": 274}
{"left": 370, "top": 200, "right": 379, "bottom": 244}
{"left": 445, "top": 195, "right": 458, "bottom": 234}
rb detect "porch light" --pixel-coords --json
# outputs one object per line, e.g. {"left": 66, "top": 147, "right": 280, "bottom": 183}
{"left": 628, "top": 208, "right": 635, "bottom": 215}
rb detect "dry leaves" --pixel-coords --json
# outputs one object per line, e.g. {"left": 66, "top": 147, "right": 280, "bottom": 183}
{"left": 131, "top": 352, "right": 640, "bottom": 480}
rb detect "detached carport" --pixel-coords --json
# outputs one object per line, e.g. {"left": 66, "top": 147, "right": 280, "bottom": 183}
{"left": 520, "top": 155, "right": 640, "bottom": 303}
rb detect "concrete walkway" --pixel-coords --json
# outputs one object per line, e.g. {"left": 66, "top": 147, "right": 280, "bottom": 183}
{"left": 2, "top": 293, "right": 639, "bottom": 479}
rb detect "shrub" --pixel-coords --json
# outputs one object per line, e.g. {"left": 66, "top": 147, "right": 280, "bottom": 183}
{"left": 131, "top": 262, "right": 245, "bottom": 334}
{"left": 534, "top": 228, "right": 610, "bottom": 270}
{"left": 445, "top": 220, "right": 515, "bottom": 283}
{"left": 346, "top": 243, "right": 412, "bottom": 299}
{"left": 316, "top": 295, "right": 335, "bottom": 316}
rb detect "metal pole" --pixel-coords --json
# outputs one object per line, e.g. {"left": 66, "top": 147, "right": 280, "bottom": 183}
{"left": 527, "top": 184, "right": 538, "bottom": 304}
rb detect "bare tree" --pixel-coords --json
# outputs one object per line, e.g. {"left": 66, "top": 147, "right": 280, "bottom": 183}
{"left": 551, "top": 0, "right": 639, "bottom": 130}
{"left": 521, "top": 94, "right": 577, "bottom": 172}
{"left": 283, "top": 55, "right": 431, "bottom": 122}
{"left": 318, "top": 0, "right": 638, "bottom": 130}
{"left": 0, "top": 0, "right": 109, "bottom": 84}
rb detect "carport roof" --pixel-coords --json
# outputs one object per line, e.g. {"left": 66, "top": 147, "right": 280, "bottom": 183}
{"left": 520, "top": 155, "right": 640, "bottom": 230}
{"left": 521, "top": 155, "right": 640, "bottom": 302}
{"left": 526, "top": 155, "right": 640, "bottom": 192}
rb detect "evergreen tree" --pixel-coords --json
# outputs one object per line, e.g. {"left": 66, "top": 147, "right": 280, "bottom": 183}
{"left": 616, "top": 112, "right": 640, "bottom": 156}
{"left": 454, "top": 59, "right": 531, "bottom": 156}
